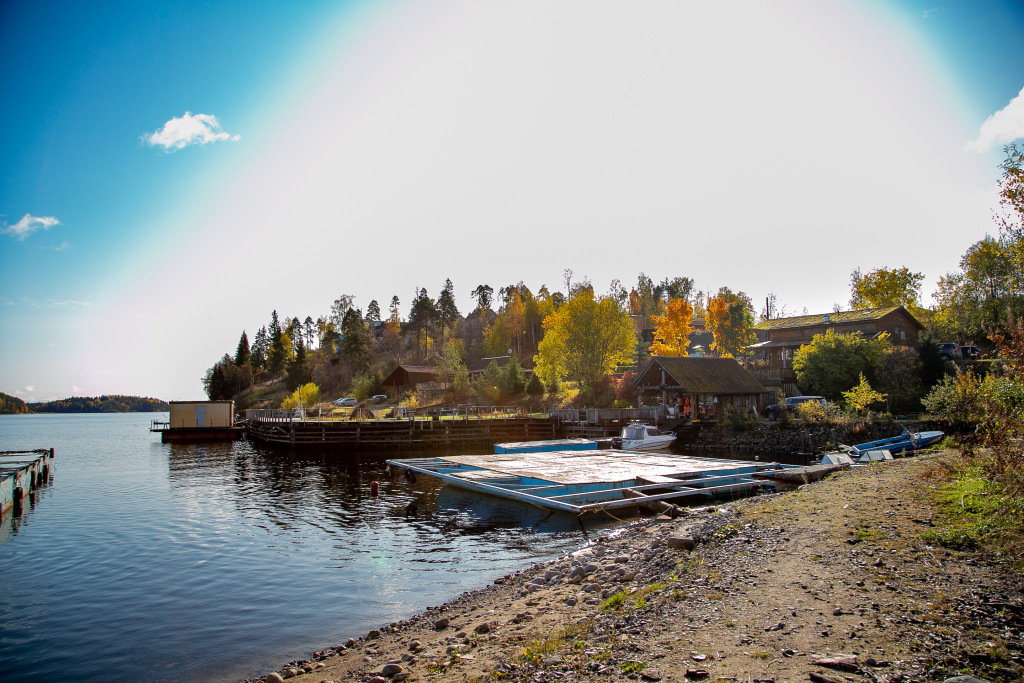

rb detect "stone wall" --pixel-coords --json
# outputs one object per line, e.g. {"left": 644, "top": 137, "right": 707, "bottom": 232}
{"left": 676, "top": 420, "right": 942, "bottom": 456}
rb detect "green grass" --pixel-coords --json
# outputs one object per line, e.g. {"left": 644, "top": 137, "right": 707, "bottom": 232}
{"left": 925, "top": 459, "right": 1024, "bottom": 568}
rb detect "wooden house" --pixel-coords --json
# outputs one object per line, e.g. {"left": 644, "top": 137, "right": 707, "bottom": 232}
{"left": 749, "top": 306, "right": 924, "bottom": 395}
{"left": 626, "top": 356, "right": 770, "bottom": 422}
{"left": 380, "top": 365, "right": 441, "bottom": 393}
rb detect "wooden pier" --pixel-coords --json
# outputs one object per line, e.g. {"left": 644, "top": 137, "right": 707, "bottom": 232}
{"left": 1, "top": 449, "right": 53, "bottom": 518}
{"left": 246, "top": 412, "right": 559, "bottom": 449}
{"left": 387, "top": 450, "right": 791, "bottom": 515}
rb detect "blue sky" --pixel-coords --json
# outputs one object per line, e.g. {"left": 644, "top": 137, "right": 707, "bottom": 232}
{"left": 2, "top": 0, "right": 1024, "bottom": 402}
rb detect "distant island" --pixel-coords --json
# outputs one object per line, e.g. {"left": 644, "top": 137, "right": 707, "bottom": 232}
{"left": 0, "top": 392, "right": 29, "bottom": 414}
{"left": 0, "top": 394, "right": 170, "bottom": 414}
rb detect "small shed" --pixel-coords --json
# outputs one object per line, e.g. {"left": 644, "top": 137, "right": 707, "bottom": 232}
{"left": 169, "top": 400, "right": 235, "bottom": 429}
{"left": 627, "top": 357, "right": 770, "bottom": 422}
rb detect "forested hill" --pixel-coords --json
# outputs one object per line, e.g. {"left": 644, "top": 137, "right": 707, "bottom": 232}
{"left": 28, "top": 395, "right": 170, "bottom": 413}
{"left": 0, "top": 392, "right": 29, "bottom": 414}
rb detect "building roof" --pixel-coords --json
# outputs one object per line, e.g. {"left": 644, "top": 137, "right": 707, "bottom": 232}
{"left": 381, "top": 365, "right": 441, "bottom": 386}
{"left": 752, "top": 305, "right": 923, "bottom": 331}
{"left": 628, "top": 357, "right": 768, "bottom": 395}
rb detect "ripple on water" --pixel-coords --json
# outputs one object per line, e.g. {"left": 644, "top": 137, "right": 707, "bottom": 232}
{"left": 0, "top": 414, "right": 621, "bottom": 681}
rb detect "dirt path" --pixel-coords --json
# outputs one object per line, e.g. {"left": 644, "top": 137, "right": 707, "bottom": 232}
{"left": 251, "top": 452, "right": 1023, "bottom": 683}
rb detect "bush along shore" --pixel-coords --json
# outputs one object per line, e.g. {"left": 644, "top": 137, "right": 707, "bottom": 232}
{"left": 246, "top": 451, "right": 1023, "bottom": 683}
{"left": 680, "top": 421, "right": 946, "bottom": 456}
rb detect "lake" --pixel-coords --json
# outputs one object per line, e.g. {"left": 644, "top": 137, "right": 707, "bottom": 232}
{"left": 0, "top": 413, "right": 632, "bottom": 681}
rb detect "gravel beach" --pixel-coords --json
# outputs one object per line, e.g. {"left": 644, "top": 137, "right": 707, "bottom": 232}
{"left": 248, "top": 451, "right": 1023, "bottom": 683}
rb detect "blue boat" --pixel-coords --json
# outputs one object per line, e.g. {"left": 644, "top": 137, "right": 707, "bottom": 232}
{"left": 848, "top": 430, "right": 943, "bottom": 456}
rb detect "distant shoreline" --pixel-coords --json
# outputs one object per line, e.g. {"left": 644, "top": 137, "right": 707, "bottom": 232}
{"left": 0, "top": 393, "right": 169, "bottom": 415}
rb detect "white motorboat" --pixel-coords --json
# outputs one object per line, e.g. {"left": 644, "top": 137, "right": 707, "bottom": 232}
{"left": 614, "top": 421, "right": 676, "bottom": 451}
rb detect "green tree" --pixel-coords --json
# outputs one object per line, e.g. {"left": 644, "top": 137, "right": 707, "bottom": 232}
{"left": 437, "top": 338, "right": 470, "bottom": 401}
{"left": 235, "top": 331, "right": 250, "bottom": 367}
{"left": 525, "top": 373, "right": 544, "bottom": 403}
{"left": 471, "top": 284, "right": 493, "bottom": 312}
{"left": 267, "top": 310, "right": 290, "bottom": 374}
{"left": 437, "top": 278, "right": 460, "bottom": 341}
{"left": 203, "top": 356, "right": 232, "bottom": 400}
{"left": 503, "top": 356, "right": 527, "bottom": 397}
{"left": 793, "top": 330, "right": 890, "bottom": 401}
{"left": 329, "top": 294, "right": 356, "bottom": 331}
{"left": 365, "top": 300, "right": 381, "bottom": 323}
{"left": 654, "top": 276, "right": 694, "bottom": 306}
{"left": 917, "top": 333, "right": 948, "bottom": 392}
{"left": 474, "top": 360, "right": 505, "bottom": 404}
{"left": 849, "top": 266, "right": 924, "bottom": 310}
{"left": 340, "top": 308, "right": 372, "bottom": 374}
{"left": 534, "top": 292, "right": 636, "bottom": 390}
{"left": 303, "top": 316, "right": 316, "bottom": 348}
{"left": 286, "top": 338, "right": 310, "bottom": 390}
{"left": 842, "top": 373, "right": 887, "bottom": 414}
{"left": 251, "top": 325, "right": 268, "bottom": 372}
{"left": 408, "top": 287, "right": 439, "bottom": 360}
{"left": 874, "top": 345, "right": 923, "bottom": 414}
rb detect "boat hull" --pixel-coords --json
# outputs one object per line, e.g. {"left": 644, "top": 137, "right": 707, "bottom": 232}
{"left": 849, "top": 431, "right": 943, "bottom": 456}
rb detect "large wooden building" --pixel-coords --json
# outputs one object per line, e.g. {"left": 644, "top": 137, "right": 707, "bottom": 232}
{"left": 627, "top": 357, "right": 770, "bottom": 422}
{"left": 748, "top": 305, "right": 924, "bottom": 395}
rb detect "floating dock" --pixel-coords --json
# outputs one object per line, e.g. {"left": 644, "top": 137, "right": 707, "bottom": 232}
{"left": 387, "top": 450, "right": 791, "bottom": 515}
{"left": 1, "top": 449, "right": 53, "bottom": 518}
{"left": 493, "top": 438, "right": 605, "bottom": 454}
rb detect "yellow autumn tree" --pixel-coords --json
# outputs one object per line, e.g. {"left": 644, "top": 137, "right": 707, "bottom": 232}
{"left": 648, "top": 298, "right": 694, "bottom": 356}
{"left": 705, "top": 290, "right": 756, "bottom": 358}
{"left": 534, "top": 292, "right": 636, "bottom": 389}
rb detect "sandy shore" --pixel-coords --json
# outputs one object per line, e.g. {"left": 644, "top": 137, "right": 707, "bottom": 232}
{"left": 248, "top": 452, "right": 1023, "bottom": 683}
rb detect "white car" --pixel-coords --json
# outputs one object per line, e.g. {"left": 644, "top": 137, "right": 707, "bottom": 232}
{"left": 336, "top": 397, "right": 358, "bottom": 407}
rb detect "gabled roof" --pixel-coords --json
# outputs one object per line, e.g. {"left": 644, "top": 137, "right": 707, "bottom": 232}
{"left": 752, "top": 305, "right": 923, "bottom": 331}
{"left": 629, "top": 357, "right": 768, "bottom": 395}
{"left": 381, "top": 365, "right": 441, "bottom": 386}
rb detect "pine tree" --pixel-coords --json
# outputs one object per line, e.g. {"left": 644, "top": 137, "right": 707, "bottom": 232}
{"left": 437, "top": 278, "right": 460, "bottom": 340}
{"left": 286, "top": 337, "right": 310, "bottom": 390}
{"left": 366, "top": 300, "right": 381, "bottom": 323}
{"left": 340, "top": 308, "right": 372, "bottom": 373}
{"left": 235, "top": 331, "right": 250, "bottom": 366}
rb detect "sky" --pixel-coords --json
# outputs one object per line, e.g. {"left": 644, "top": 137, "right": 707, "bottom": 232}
{"left": 2, "top": 0, "right": 1024, "bottom": 403}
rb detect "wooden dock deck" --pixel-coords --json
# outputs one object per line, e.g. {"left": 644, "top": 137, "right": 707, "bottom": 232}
{"left": 246, "top": 414, "right": 559, "bottom": 449}
{"left": 387, "top": 450, "right": 790, "bottom": 515}
{"left": 1, "top": 449, "right": 53, "bottom": 518}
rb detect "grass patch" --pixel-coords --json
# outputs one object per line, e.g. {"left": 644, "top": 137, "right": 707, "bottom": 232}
{"left": 926, "top": 458, "right": 1024, "bottom": 566}
{"left": 519, "top": 620, "right": 595, "bottom": 665}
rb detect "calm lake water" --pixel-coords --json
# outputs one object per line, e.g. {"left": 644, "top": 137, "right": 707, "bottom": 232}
{"left": 0, "top": 413, "right": 639, "bottom": 682}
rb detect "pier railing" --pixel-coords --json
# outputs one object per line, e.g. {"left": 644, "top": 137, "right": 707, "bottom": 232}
{"left": 550, "top": 407, "right": 659, "bottom": 424}
{"left": 245, "top": 405, "right": 523, "bottom": 423}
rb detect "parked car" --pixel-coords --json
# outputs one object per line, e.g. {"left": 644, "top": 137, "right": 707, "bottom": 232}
{"left": 765, "top": 396, "right": 827, "bottom": 421}
{"left": 371, "top": 394, "right": 387, "bottom": 401}
{"left": 335, "top": 397, "right": 358, "bottom": 407}
{"left": 959, "top": 345, "right": 981, "bottom": 360}
{"left": 937, "top": 343, "right": 962, "bottom": 361}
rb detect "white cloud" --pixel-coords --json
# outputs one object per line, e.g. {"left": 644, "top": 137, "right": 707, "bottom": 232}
{"left": 142, "top": 112, "right": 240, "bottom": 151}
{"left": 2, "top": 214, "right": 60, "bottom": 240}
{"left": 966, "top": 85, "right": 1024, "bottom": 152}
{"left": 24, "top": 385, "right": 34, "bottom": 392}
